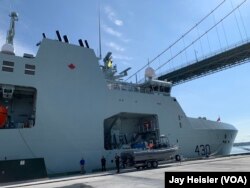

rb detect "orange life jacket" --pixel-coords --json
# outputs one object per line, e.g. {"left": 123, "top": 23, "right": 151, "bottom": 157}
{"left": 0, "top": 105, "right": 8, "bottom": 128}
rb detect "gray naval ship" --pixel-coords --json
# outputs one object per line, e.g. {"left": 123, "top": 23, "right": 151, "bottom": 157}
{"left": 0, "top": 12, "right": 238, "bottom": 175}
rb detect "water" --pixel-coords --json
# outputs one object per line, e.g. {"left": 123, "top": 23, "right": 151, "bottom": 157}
{"left": 230, "top": 145, "right": 250, "bottom": 155}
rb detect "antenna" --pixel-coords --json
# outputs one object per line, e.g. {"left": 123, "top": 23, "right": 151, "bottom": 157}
{"left": 56, "top": 30, "right": 62, "bottom": 41}
{"left": 84, "top": 40, "right": 89, "bottom": 48}
{"left": 1, "top": 11, "right": 18, "bottom": 55}
{"left": 6, "top": 12, "right": 18, "bottom": 45}
{"left": 78, "top": 39, "right": 84, "bottom": 47}
{"left": 98, "top": 1, "right": 102, "bottom": 59}
{"left": 63, "top": 35, "right": 69, "bottom": 43}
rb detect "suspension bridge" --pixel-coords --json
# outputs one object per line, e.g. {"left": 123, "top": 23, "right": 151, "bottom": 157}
{"left": 158, "top": 40, "right": 250, "bottom": 85}
{"left": 126, "top": 0, "right": 250, "bottom": 86}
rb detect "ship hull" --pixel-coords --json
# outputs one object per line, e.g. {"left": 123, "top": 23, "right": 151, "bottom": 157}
{"left": 0, "top": 39, "right": 238, "bottom": 175}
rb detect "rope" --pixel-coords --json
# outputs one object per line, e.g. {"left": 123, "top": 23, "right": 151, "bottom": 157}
{"left": 18, "top": 128, "right": 56, "bottom": 174}
{"left": 18, "top": 128, "right": 36, "bottom": 158}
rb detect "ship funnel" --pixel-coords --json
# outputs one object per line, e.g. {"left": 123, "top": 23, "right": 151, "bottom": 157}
{"left": 42, "top": 33, "right": 46, "bottom": 38}
{"left": 84, "top": 40, "right": 89, "bottom": 48}
{"left": 78, "top": 39, "right": 84, "bottom": 47}
{"left": 63, "top": 35, "right": 69, "bottom": 43}
{"left": 1, "top": 11, "right": 18, "bottom": 55}
{"left": 56, "top": 30, "right": 62, "bottom": 41}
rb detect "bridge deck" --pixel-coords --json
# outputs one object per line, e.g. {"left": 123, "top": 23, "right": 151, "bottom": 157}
{"left": 158, "top": 41, "right": 250, "bottom": 85}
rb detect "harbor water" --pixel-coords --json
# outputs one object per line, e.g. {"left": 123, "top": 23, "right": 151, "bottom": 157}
{"left": 230, "top": 145, "right": 250, "bottom": 155}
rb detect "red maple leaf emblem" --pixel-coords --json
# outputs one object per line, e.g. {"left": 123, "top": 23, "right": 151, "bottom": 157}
{"left": 68, "top": 63, "right": 76, "bottom": 69}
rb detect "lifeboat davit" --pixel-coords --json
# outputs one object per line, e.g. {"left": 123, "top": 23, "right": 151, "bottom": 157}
{"left": 0, "top": 105, "right": 8, "bottom": 128}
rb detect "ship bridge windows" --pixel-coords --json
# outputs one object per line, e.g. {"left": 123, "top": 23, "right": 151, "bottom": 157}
{"left": 0, "top": 84, "right": 37, "bottom": 129}
{"left": 139, "top": 80, "right": 172, "bottom": 96}
{"left": 151, "top": 85, "right": 171, "bottom": 93}
{"left": 106, "top": 80, "right": 171, "bottom": 96}
{"left": 103, "top": 112, "right": 160, "bottom": 150}
{"left": 24, "top": 64, "right": 36, "bottom": 75}
{"left": 2, "top": 60, "right": 14, "bottom": 72}
{"left": 1, "top": 60, "right": 36, "bottom": 75}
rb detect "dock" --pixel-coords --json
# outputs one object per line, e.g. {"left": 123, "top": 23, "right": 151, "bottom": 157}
{"left": 1, "top": 154, "right": 250, "bottom": 188}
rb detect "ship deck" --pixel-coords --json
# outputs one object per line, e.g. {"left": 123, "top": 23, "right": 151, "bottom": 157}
{"left": 2, "top": 153, "right": 250, "bottom": 188}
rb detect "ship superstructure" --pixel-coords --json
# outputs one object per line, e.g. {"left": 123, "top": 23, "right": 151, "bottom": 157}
{"left": 0, "top": 13, "right": 237, "bottom": 174}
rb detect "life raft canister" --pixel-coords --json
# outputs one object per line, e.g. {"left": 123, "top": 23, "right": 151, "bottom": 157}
{"left": 0, "top": 105, "right": 8, "bottom": 128}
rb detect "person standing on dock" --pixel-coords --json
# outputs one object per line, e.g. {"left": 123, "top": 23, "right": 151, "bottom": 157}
{"left": 115, "top": 153, "right": 120, "bottom": 173}
{"left": 101, "top": 156, "right": 106, "bottom": 171}
{"left": 80, "top": 157, "right": 85, "bottom": 174}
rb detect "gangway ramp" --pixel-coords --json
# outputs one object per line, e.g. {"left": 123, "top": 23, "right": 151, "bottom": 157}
{"left": 158, "top": 41, "right": 250, "bottom": 86}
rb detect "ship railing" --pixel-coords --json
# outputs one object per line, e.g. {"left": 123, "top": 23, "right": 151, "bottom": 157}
{"left": 106, "top": 80, "right": 153, "bottom": 94}
{"left": 106, "top": 80, "right": 170, "bottom": 96}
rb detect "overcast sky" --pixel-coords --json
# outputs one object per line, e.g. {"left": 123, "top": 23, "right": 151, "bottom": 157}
{"left": 0, "top": 0, "right": 250, "bottom": 142}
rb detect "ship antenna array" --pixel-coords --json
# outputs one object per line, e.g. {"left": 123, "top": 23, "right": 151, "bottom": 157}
{"left": 1, "top": 11, "right": 18, "bottom": 54}
{"left": 6, "top": 12, "right": 18, "bottom": 45}
{"left": 98, "top": 1, "right": 102, "bottom": 60}
{"left": 125, "top": 0, "right": 242, "bottom": 82}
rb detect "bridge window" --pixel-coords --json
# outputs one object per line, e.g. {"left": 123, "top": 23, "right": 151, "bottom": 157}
{"left": 24, "top": 64, "right": 36, "bottom": 75}
{"left": 2, "top": 60, "right": 14, "bottom": 72}
{"left": 164, "top": 87, "right": 170, "bottom": 93}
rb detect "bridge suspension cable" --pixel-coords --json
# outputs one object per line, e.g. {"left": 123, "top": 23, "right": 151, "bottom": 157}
{"left": 155, "top": 0, "right": 247, "bottom": 73}
{"left": 125, "top": 0, "right": 227, "bottom": 81}
{"left": 230, "top": 0, "right": 243, "bottom": 41}
{"left": 235, "top": 0, "right": 249, "bottom": 38}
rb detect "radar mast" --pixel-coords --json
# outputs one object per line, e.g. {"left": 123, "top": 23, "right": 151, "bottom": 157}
{"left": 6, "top": 12, "right": 18, "bottom": 45}
{"left": 101, "top": 52, "right": 131, "bottom": 81}
{"left": 1, "top": 11, "right": 18, "bottom": 55}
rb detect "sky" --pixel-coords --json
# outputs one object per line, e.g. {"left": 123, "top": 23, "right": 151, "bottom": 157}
{"left": 0, "top": 0, "right": 250, "bottom": 142}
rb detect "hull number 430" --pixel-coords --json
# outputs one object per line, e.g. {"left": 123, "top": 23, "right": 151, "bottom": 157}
{"left": 195, "top": 144, "right": 211, "bottom": 156}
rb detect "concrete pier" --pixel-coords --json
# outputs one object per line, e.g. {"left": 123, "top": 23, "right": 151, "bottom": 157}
{"left": 2, "top": 154, "right": 250, "bottom": 188}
